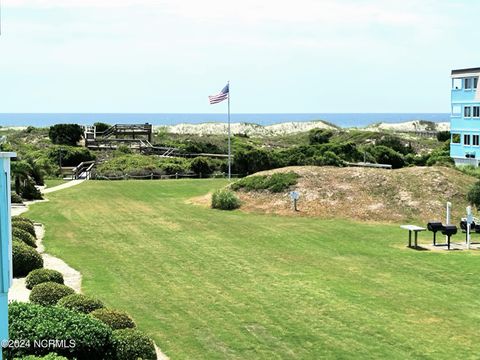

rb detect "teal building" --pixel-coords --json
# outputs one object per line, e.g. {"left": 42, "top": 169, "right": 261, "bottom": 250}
{"left": 450, "top": 67, "right": 480, "bottom": 165}
{"left": 0, "top": 152, "right": 15, "bottom": 359}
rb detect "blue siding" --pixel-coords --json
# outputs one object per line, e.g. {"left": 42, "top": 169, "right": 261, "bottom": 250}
{"left": 0, "top": 153, "right": 15, "bottom": 360}
{"left": 450, "top": 74, "right": 480, "bottom": 164}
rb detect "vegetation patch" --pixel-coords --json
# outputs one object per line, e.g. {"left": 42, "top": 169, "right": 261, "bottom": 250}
{"left": 211, "top": 189, "right": 241, "bottom": 210}
{"left": 26, "top": 269, "right": 64, "bottom": 290}
{"left": 231, "top": 172, "right": 299, "bottom": 193}
{"left": 29, "top": 282, "right": 75, "bottom": 306}
{"left": 57, "top": 294, "right": 105, "bottom": 314}
{"left": 112, "top": 329, "right": 156, "bottom": 360}
{"left": 90, "top": 308, "right": 136, "bottom": 330}
{"left": 12, "top": 228, "right": 37, "bottom": 248}
{"left": 12, "top": 240, "right": 43, "bottom": 277}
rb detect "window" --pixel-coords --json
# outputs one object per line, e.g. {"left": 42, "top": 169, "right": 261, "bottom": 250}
{"left": 453, "top": 78, "right": 462, "bottom": 90}
{"left": 474, "top": 106, "right": 480, "bottom": 118}
{"left": 465, "top": 134, "right": 471, "bottom": 145}
{"left": 452, "top": 133, "right": 461, "bottom": 143}
{"left": 465, "top": 106, "right": 472, "bottom": 117}
{"left": 452, "top": 105, "right": 462, "bottom": 115}
{"left": 465, "top": 78, "right": 473, "bottom": 89}
{"left": 474, "top": 135, "right": 479, "bottom": 146}
{"left": 475, "top": 77, "right": 479, "bottom": 89}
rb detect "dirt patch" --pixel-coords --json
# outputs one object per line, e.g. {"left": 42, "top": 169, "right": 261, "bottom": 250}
{"left": 234, "top": 166, "right": 476, "bottom": 223}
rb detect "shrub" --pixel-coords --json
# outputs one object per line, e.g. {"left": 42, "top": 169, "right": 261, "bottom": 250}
{"left": 437, "top": 130, "right": 451, "bottom": 142}
{"left": 25, "top": 269, "right": 64, "bottom": 290}
{"left": 47, "top": 146, "right": 96, "bottom": 167}
{"left": 12, "top": 221, "right": 37, "bottom": 238}
{"left": 313, "top": 151, "right": 343, "bottom": 167}
{"left": 112, "top": 329, "right": 156, "bottom": 360}
{"left": 21, "top": 179, "right": 43, "bottom": 201}
{"left": 94, "top": 122, "right": 111, "bottom": 133}
{"left": 91, "top": 308, "right": 136, "bottom": 330}
{"left": 11, "top": 192, "right": 23, "bottom": 204}
{"left": 12, "top": 240, "right": 43, "bottom": 277}
{"left": 7, "top": 302, "right": 113, "bottom": 359}
{"left": 370, "top": 145, "right": 405, "bottom": 169}
{"left": 14, "top": 353, "right": 68, "bottom": 360}
{"left": 211, "top": 189, "right": 241, "bottom": 210}
{"left": 12, "top": 216, "right": 34, "bottom": 225}
{"left": 467, "top": 181, "right": 480, "bottom": 210}
{"left": 190, "top": 156, "right": 213, "bottom": 177}
{"left": 48, "top": 124, "right": 83, "bottom": 146}
{"left": 309, "top": 128, "right": 334, "bottom": 145}
{"left": 231, "top": 172, "right": 299, "bottom": 193}
{"left": 12, "top": 228, "right": 37, "bottom": 247}
{"left": 58, "top": 294, "right": 104, "bottom": 314}
{"left": 29, "top": 282, "right": 75, "bottom": 306}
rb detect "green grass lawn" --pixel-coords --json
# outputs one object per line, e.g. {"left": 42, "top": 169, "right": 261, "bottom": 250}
{"left": 44, "top": 178, "right": 68, "bottom": 188}
{"left": 26, "top": 180, "right": 480, "bottom": 359}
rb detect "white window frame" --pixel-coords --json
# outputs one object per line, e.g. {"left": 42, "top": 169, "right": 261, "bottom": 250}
{"left": 465, "top": 78, "right": 473, "bottom": 90}
{"left": 474, "top": 106, "right": 480, "bottom": 118}
{"left": 473, "top": 135, "right": 479, "bottom": 146}
{"left": 465, "top": 134, "right": 471, "bottom": 145}
{"left": 453, "top": 78, "right": 463, "bottom": 90}
{"left": 452, "top": 133, "right": 461, "bottom": 144}
{"left": 465, "top": 106, "right": 472, "bottom": 118}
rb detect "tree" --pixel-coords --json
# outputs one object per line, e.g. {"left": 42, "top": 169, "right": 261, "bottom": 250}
{"left": 437, "top": 131, "right": 451, "bottom": 142}
{"left": 48, "top": 124, "right": 83, "bottom": 146}
{"left": 371, "top": 145, "right": 405, "bottom": 169}
{"left": 11, "top": 160, "right": 32, "bottom": 195}
{"left": 467, "top": 181, "right": 480, "bottom": 210}
{"left": 309, "top": 129, "right": 334, "bottom": 145}
{"left": 94, "top": 122, "right": 111, "bottom": 133}
{"left": 190, "top": 157, "right": 213, "bottom": 177}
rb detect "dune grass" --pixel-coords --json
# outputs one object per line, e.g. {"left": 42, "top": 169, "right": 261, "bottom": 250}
{"left": 26, "top": 179, "right": 480, "bottom": 359}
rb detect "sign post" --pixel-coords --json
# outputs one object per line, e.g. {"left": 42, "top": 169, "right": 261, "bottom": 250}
{"left": 289, "top": 191, "right": 300, "bottom": 212}
{"left": 0, "top": 152, "right": 16, "bottom": 359}
{"left": 446, "top": 202, "right": 452, "bottom": 244}
{"left": 467, "top": 206, "right": 473, "bottom": 250}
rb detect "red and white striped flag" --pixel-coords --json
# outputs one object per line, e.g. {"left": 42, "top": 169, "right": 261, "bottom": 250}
{"left": 208, "top": 84, "right": 229, "bottom": 104}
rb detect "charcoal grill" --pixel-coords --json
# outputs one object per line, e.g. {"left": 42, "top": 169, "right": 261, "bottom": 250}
{"left": 427, "top": 222, "right": 445, "bottom": 246}
{"left": 441, "top": 225, "right": 458, "bottom": 250}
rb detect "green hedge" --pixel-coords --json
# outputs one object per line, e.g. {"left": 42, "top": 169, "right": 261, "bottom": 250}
{"left": 11, "top": 192, "right": 23, "bottom": 204}
{"left": 231, "top": 172, "right": 299, "bottom": 193}
{"left": 12, "top": 228, "right": 37, "bottom": 248}
{"left": 14, "top": 353, "right": 68, "bottom": 360}
{"left": 13, "top": 240, "right": 43, "bottom": 277}
{"left": 112, "top": 329, "right": 156, "bottom": 360}
{"left": 90, "top": 308, "right": 136, "bottom": 330}
{"left": 25, "top": 269, "right": 64, "bottom": 290}
{"left": 29, "top": 282, "right": 75, "bottom": 306}
{"left": 12, "top": 216, "right": 34, "bottom": 225}
{"left": 211, "top": 189, "right": 241, "bottom": 210}
{"left": 12, "top": 221, "right": 37, "bottom": 238}
{"left": 58, "top": 294, "right": 104, "bottom": 314}
{"left": 6, "top": 302, "right": 113, "bottom": 359}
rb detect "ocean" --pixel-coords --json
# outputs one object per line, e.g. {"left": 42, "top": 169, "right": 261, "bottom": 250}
{"left": 0, "top": 113, "right": 449, "bottom": 128}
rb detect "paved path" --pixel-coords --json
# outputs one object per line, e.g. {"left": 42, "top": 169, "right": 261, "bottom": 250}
{"left": 42, "top": 179, "right": 86, "bottom": 194}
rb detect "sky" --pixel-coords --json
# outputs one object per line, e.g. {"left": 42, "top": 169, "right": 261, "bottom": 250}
{"left": 1, "top": 0, "right": 479, "bottom": 113}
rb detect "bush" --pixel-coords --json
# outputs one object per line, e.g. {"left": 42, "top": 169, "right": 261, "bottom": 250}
{"left": 11, "top": 192, "right": 23, "bottom": 204}
{"left": 48, "top": 146, "right": 96, "bottom": 167}
{"left": 12, "top": 221, "right": 37, "bottom": 238}
{"left": 313, "top": 151, "right": 343, "bottom": 167}
{"left": 91, "top": 308, "right": 136, "bottom": 330}
{"left": 370, "top": 145, "right": 405, "bottom": 169}
{"left": 7, "top": 302, "right": 113, "bottom": 359}
{"left": 437, "top": 130, "right": 451, "bottom": 142}
{"left": 21, "top": 179, "right": 43, "bottom": 201}
{"left": 12, "top": 216, "right": 34, "bottom": 225}
{"left": 231, "top": 172, "right": 299, "bottom": 193}
{"left": 309, "top": 128, "right": 334, "bottom": 145}
{"left": 29, "top": 282, "right": 75, "bottom": 306}
{"left": 58, "top": 294, "right": 104, "bottom": 314}
{"left": 467, "top": 181, "right": 480, "bottom": 210}
{"left": 12, "top": 240, "right": 43, "bottom": 277}
{"left": 112, "top": 329, "right": 156, "bottom": 360}
{"left": 12, "top": 228, "right": 37, "bottom": 247}
{"left": 25, "top": 269, "right": 64, "bottom": 290}
{"left": 48, "top": 124, "right": 83, "bottom": 146}
{"left": 190, "top": 156, "right": 213, "bottom": 177}
{"left": 14, "top": 353, "right": 68, "bottom": 360}
{"left": 211, "top": 189, "right": 241, "bottom": 210}
{"left": 94, "top": 122, "right": 111, "bottom": 133}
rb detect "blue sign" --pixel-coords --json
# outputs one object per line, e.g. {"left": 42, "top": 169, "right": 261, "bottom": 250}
{"left": 0, "top": 152, "right": 16, "bottom": 359}
{"left": 289, "top": 191, "right": 300, "bottom": 201}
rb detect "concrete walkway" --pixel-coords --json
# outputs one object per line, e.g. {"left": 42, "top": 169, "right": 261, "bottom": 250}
{"left": 42, "top": 179, "right": 86, "bottom": 194}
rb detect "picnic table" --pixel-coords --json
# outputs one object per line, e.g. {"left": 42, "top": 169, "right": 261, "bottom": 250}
{"left": 400, "top": 225, "right": 426, "bottom": 248}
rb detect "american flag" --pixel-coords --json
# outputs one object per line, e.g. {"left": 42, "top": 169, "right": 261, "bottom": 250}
{"left": 208, "top": 84, "right": 229, "bottom": 104}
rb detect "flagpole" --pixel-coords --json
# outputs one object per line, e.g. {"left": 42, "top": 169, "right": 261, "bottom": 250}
{"left": 227, "top": 81, "right": 231, "bottom": 180}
